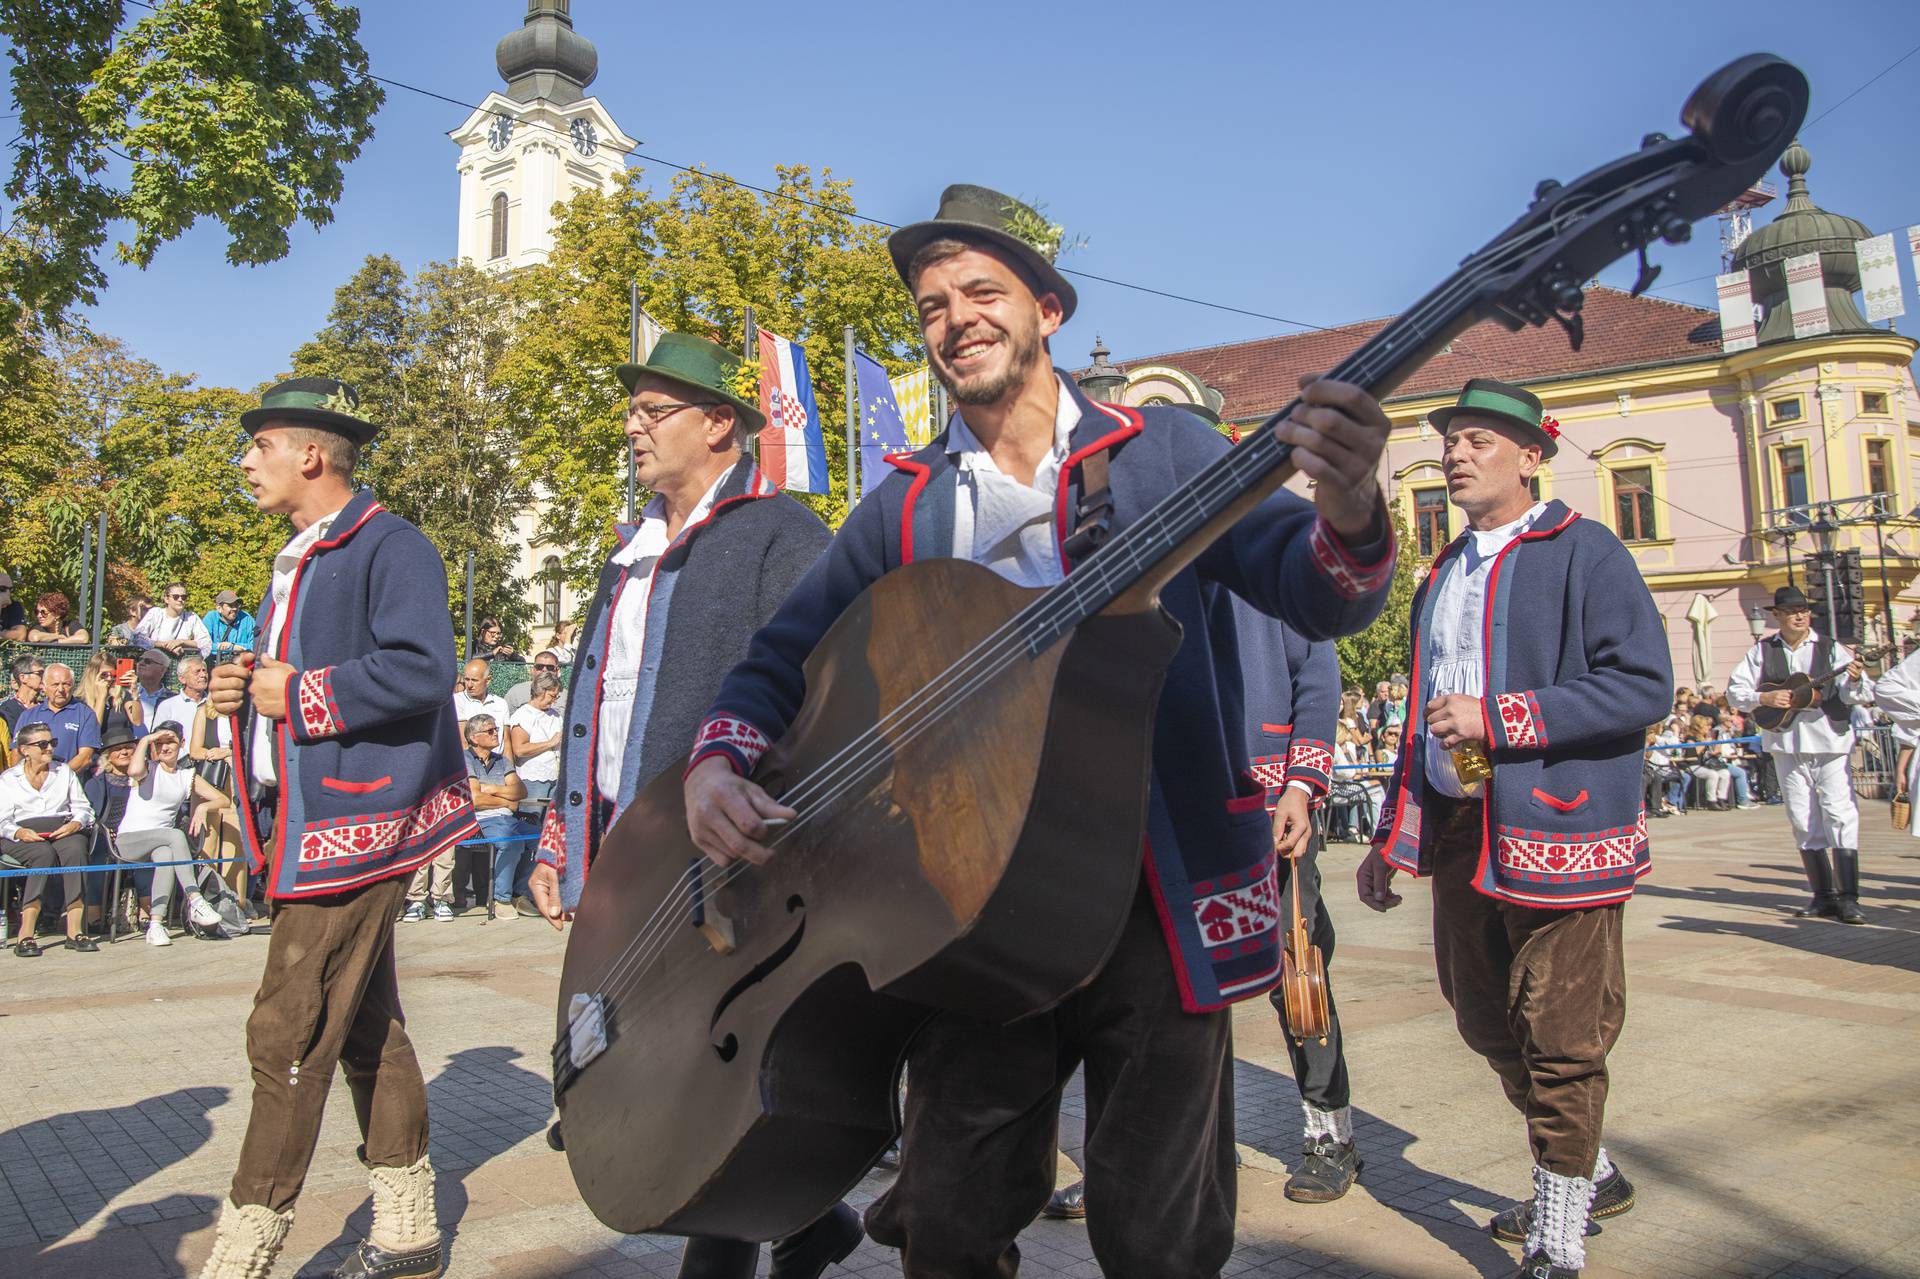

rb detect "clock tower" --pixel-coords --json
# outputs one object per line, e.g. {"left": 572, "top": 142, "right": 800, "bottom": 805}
{"left": 449, "top": 1, "right": 635, "bottom": 272}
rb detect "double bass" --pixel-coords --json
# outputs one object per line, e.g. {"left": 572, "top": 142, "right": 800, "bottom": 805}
{"left": 550, "top": 54, "right": 1808, "bottom": 1241}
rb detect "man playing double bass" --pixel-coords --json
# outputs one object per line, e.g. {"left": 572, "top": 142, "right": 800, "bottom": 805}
{"left": 524, "top": 332, "right": 857, "bottom": 1279}
{"left": 684, "top": 184, "right": 1397, "bottom": 1278}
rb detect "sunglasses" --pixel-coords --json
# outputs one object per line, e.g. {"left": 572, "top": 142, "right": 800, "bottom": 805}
{"left": 17, "top": 738, "right": 52, "bottom": 751}
{"left": 167, "top": 594, "right": 187, "bottom": 602}
{"left": 533, "top": 662, "right": 560, "bottom": 671}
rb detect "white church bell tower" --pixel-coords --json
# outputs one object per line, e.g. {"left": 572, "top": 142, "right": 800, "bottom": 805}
{"left": 449, "top": 1, "right": 635, "bottom": 271}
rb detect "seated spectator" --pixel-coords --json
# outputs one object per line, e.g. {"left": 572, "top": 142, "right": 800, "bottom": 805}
{"left": 77, "top": 651, "right": 143, "bottom": 741}
{"left": 405, "top": 714, "right": 526, "bottom": 922}
{"left": 117, "top": 723, "right": 229, "bottom": 945}
{"left": 452, "top": 657, "right": 508, "bottom": 726}
{"left": 202, "top": 589, "right": 256, "bottom": 658}
{"left": 505, "top": 651, "right": 563, "bottom": 712}
{"left": 81, "top": 720, "right": 152, "bottom": 935}
{"left": 469, "top": 617, "right": 518, "bottom": 663}
{"left": 1, "top": 655, "right": 45, "bottom": 731}
{"left": 544, "top": 620, "right": 578, "bottom": 665}
{"left": 135, "top": 583, "right": 211, "bottom": 657}
{"left": 1694, "top": 684, "right": 1722, "bottom": 729}
{"left": 26, "top": 591, "right": 89, "bottom": 645}
{"left": 106, "top": 594, "right": 150, "bottom": 647}
{"left": 133, "top": 649, "right": 172, "bottom": 725}
{"left": 0, "top": 722, "right": 98, "bottom": 955}
{"left": 507, "top": 672, "right": 563, "bottom": 815}
{"left": 0, "top": 714, "right": 9, "bottom": 769}
{"left": 155, "top": 655, "right": 210, "bottom": 735}
{"left": 187, "top": 696, "right": 247, "bottom": 908}
{"left": 1679, "top": 714, "right": 1732, "bottom": 810}
{"left": 1645, "top": 725, "right": 1686, "bottom": 816}
{"left": 16, "top": 663, "right": 101, "bottom": 775}
{"left": 0, "top": 570, "right": 26, "bottom": 641}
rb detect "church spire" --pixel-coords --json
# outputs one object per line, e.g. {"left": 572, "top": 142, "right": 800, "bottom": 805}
{"left": 496, "top": 1, "right": 599, "bottom": 106}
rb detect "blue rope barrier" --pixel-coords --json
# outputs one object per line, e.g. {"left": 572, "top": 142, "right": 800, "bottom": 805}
{"left": 1328, "top": 734, "right": 1764, "bottom": 771}
{"left": 0, "top": 832, "right": 541, "bottom": 878}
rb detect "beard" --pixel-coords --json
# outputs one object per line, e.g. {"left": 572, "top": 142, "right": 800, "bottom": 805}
{"left": 933, "top": 316, "right": 1045, "bottom": 407}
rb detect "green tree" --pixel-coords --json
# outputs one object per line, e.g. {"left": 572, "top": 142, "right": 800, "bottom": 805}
{"left": 1334, "top": 507, "right": 1421, "bottom": 692}
{"left": 500, "top": 165, "right": 924, "bottom": 592}
{"left": 0, "top": 0, "right": 382, "bottom": 369}
{"left": 290, "top": 256, "right": 531, "bottom": 644}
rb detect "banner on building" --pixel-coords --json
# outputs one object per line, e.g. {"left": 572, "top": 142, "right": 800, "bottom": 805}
{"left": 1784, "top": 252, "right": 1830, "bottom": 340}
{"left": 756, "top": 329, "right": 829, "bottom": 494}
{"left": 1857, "top": 232, "right": 1906, "bottom": 322}
{"left": 1908, "top": 226, "right": 1920, "bottom": 308}
{"left": 636, "top": 307, "right": 665, "bottom": 361}
{"left": 1715, "top": 270, "right": 1757, "bottom": 353}
{"left": 890, "top": 365, "right": 935, "bottom": 448}
{"left": 852, "top": 352, "right": 910, "bottom": 501}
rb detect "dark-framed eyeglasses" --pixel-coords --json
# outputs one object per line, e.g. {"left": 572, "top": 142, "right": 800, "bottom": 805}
{"left": 630, "top": 400, "right": 717, "bottom": 426}
{"left": 167, "top": 593, "right": 187, "bottom": 602}
{"left": 533, "top": 662, "right": 560, "bottom": 671}
{"left": 17, "top": 737, "right": 53, "bottom": 752}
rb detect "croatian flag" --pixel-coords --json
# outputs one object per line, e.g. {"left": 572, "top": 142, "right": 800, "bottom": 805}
{"left": 756, "top": 329, "right": 829, "bottom": 494}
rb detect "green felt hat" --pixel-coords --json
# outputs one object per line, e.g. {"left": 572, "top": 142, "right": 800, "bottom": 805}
{"left": 615, "top": 331, "right": 766, "bottom": 433}
{"left": 1428, "top": 378, "right": 1560, "bottom": 458}
{"left": 887, "top": 184, "right": 1079, "bottom": 321}
{"left": 240, "top": 377, "right": 379, "bottom": 444}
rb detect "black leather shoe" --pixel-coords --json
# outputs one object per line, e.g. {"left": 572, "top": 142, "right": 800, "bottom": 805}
{"left": 330, "top": 1238, "right": 444, "bottom": 1278}
{"left": 1491, "top": 1165, "right": 1634, "bottom": 1242}
{"left": 65, "top": 935, "right": 99, "bottom": 953}
{"left": 1285, "top": 1136, "right": 1362, "bottom": 1203}
{"left": 14, "top": 938, "right": 41, "bottom": 958}
{"left": 1042, "top": 1179, "right": 1086, "bottom": 1220}
{"left": 769, "top": 1202, "right": 862, "bottom": 1279}
{"left": 1512, "top": 1252, "right": 1580, "bottom": 1278}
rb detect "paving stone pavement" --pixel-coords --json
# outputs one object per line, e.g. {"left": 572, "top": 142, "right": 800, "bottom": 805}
{"left": 1, "top": 807, "right": 1915, "bottom": 1277}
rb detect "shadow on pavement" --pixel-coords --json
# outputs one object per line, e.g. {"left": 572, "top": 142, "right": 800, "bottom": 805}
{"left": 297, "top": 1046, "right": 554, "bottom": 1277}
{"left": 1640, "top": 859, "right": 1920, "bottom": 967}
{"left": 1231, "top": 1058, "right": 1516, "bottom": 1276}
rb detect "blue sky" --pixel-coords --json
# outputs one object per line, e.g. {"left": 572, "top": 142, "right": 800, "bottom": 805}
{"left": 40, "top": 0, "right": 1920, "bottom": 391}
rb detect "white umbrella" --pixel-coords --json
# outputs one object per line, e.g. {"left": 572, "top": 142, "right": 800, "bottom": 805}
{"left": 1685, "top": 593, "right": 1719, "bottom": 688}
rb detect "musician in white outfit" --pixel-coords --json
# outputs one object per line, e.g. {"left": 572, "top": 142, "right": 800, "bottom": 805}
{"left": 1726, "top": 586, "right": 1870, "bottom": 924}
{"left": 1865, "top": 643, "right": 1920, "bottom": 859}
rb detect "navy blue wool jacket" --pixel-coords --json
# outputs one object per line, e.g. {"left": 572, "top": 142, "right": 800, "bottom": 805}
{"left": 1371, "top": 502, "right": 1673, "bottom": 907}
{"left": 1223, "top": 592, "right": 1340, "bottom": 805}
{"left": 695, "top": 378, "right": 1395, "bottom": 1013}
{"left": 231, "top": 492, "right": 477, "bottom": 899}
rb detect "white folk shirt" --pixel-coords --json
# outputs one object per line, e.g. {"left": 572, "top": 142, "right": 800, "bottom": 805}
{"left": 0, "top": 763, "right": 94, "bottom": 840}
{"left": 1421, "top": 501, "right": 1547, "bottom": 799}
{"left": 452, "top": 692, "right": 508, "bottom": 725}
{"left": 1726, "top": 630, "right": 1870, "bottom": 756}
{"left": 250, "top": 504, "right": 349, "bottom": 787}
{"left": 596, "top": 469, "right": 729, "bottom": 799}
{"left": 136, "top": 606, "right": 212, "bottom": 657}
{"left": 944, "top": 376, "right": 1078, "bottom": 592}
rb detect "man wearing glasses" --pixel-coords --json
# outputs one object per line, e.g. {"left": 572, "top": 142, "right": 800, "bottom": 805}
{"left": 504, "top": 650, "right": 564, "bottom": 713}
{"left": 1, "top": 656, "right": 45, "bottom": 732}
{"left": 526, "top": 332, "right": 852, "bottom": 1279}
{"left": 137, "top": 582, "right": 213, "bottom": 657}
{"left": 204, "top": 589, "right": 258, "bottom": 657}
{"left": 0, "top": 571, "right": 26, "bottom": 641}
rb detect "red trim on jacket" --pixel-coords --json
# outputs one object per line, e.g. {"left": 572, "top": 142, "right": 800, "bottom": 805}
{"left": 885, "top": 451, "right": 934, "bottom": 564}
{"left": 1052, "top": 402, "right": 1143, "bottom": 576}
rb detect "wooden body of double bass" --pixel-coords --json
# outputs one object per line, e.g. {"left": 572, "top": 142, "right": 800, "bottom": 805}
{"left": 553, "top": 557, "right": 1181, "bottom": 1240}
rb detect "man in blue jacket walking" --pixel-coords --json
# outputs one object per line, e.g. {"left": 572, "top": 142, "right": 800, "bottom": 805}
{"left": 1357, "top": 379, "right": 1672, "bottom": 1279}
{"left": 202, "top": 378, "right": 477, "bottom": 1279}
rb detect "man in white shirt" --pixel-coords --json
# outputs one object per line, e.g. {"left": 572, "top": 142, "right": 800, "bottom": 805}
{"left": 136, "top": 582, "right": 213, "bottom": 657}
{"left": 1726, "top": 584, "right": 1871, "bottom": 924}
{"left": 154, "top": 655, "right": 210, "bottom": 738}
{"left": 452, "top": 658, "right": 509, "bottom": 726}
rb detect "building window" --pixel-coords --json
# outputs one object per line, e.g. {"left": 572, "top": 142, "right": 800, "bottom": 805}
{"left": 1779, "top": 445, "right": 1809, "bottom": 509}
{"left": 1768, "top": 396, "right": 1804, "bottom": 425}
{"left": 490, "top": 192, "right": 509, "bottom": 260}
{"left": 1867, "top": 439, "right": 1893, "bottom": 497}
{"left": 1612, "top": 466, "right": 1656, "bottom": 542}
{"left": 541, "top": 555, "right": 562, "bottom": 626}
{"left": 1861, "top": 390, "right": 1890, "bottom": 417}
{"left": 1413, "top": 487, "right": 1449, "bottom": 557}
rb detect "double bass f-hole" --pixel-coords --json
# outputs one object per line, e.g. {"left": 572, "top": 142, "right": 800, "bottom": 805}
{"left": 708, "top": 894, "right": 807, "bottom": 1063}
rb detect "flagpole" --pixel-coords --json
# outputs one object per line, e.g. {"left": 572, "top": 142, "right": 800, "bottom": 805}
{"left": 626, "top": 280, "right": 640, "bottom": 522}
{"left": 843, "top": 326, "right": 857, "bottom": 503}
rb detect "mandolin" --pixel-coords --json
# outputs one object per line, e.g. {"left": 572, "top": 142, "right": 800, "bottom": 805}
{"left": 1752, "top": 640, "right": 1890, "bottom": 732}
{"left": 1278, "top": 815, "right": 1331, "bottom": 1046}
{"left": 550, "top": 54, "right": 1808, "bottom": 1242}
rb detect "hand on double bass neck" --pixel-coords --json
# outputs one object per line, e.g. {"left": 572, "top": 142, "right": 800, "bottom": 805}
{"left": 1276, "top": 375, "right": 1393, "bottom": 540}
{"left": 685, "top": 755, "right": 799, "bottom": 868}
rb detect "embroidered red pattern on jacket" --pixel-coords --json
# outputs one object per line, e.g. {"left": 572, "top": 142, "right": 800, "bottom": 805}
{"left": 296, "top": 667, "right": 344, "bottom": 739}
{"left": 536, "top": 803, "right": 566, "bottom": 873}
{"left": 1494, "top": 811, "right": 1646, "bottom": 878}
{"left": 1308, "top": 518, "right": 1396, "bottom": 599}
{"left": 1249, "top": 756, "right": 1288, "bottom": 789}
{"left": 1494, "top": 690, "right": 1545, "bottom": 749}
{"left": 1285, "top": 741, "right": 1334, "bottom": 785}
{"left": 1192, "top": 864, "right": 1281, "bottom": 949}
{"left": 297, "top": 777, "right": 472, "bottom": 866}
{"left": 687, "top": 715, "right": 772, "bottom": 776}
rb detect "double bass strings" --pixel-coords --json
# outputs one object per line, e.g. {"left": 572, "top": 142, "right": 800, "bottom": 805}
{"left": 560, "top": 189, "right": 1613, "bottom": 1054}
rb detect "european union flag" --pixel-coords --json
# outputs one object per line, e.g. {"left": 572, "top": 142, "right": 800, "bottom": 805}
{"left": 853, "top": 350, "right": 910, "bottom": 501}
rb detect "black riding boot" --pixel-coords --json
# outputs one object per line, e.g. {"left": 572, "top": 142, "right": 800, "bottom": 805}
{"left": 677, "top": 1237, "right": 758, "bottom": 1279}
{"left": 1793, "top": 848, "right": 1840, "bottom": 918}
{"left": 1831, "top": 848, "right": 1866, "bottom": 924}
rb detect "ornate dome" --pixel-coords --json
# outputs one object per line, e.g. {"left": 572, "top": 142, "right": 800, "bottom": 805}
{"left": 1731, "top": 139, "right": 1873, "bottom": 342}
{"left": 496, "top": 1, "right": 598, "bottom": 106}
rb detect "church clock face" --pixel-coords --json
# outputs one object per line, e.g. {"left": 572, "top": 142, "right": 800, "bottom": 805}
{"left": 488, "top": 115, "right": 515, "bottom": 152}
{"left": 570, "top": 118, "right": 598, "bottom": 157}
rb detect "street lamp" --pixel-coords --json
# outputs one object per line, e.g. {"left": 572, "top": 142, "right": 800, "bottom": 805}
{"left": 1078, "top": 336, "right": 1127, "bottom": 405}
{"left": 1747, "top": 605, "right": 1769, "bottom": 640}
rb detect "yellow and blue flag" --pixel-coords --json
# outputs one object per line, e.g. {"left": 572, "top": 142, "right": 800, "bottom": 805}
{"left": 855, "top": 351, "right": 910, "bottom": 500}
{"left": 890, "top": 365, "right": 934, "bottom": 449}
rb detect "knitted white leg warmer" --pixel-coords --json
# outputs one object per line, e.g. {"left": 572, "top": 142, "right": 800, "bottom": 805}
{"left": 197, "top": 1199, "right": 293, "bottom": 1279}
{"left": 366, "top": 1154, "right": 440, "bottom": 1253}
{"left": 1525, "top": 1165, "right": 1596, "bottom": 1270}
{"left": 1302, "top": 1102, "right": 1354, "bottom": 1145}
{"left": 1593, "top": 1146, "right": 1614, "bottom": 1182}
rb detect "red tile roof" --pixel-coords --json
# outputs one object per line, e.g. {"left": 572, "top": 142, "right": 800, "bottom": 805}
{"left": 1098, "top": 287, "right": 1722, "bottom": 422}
